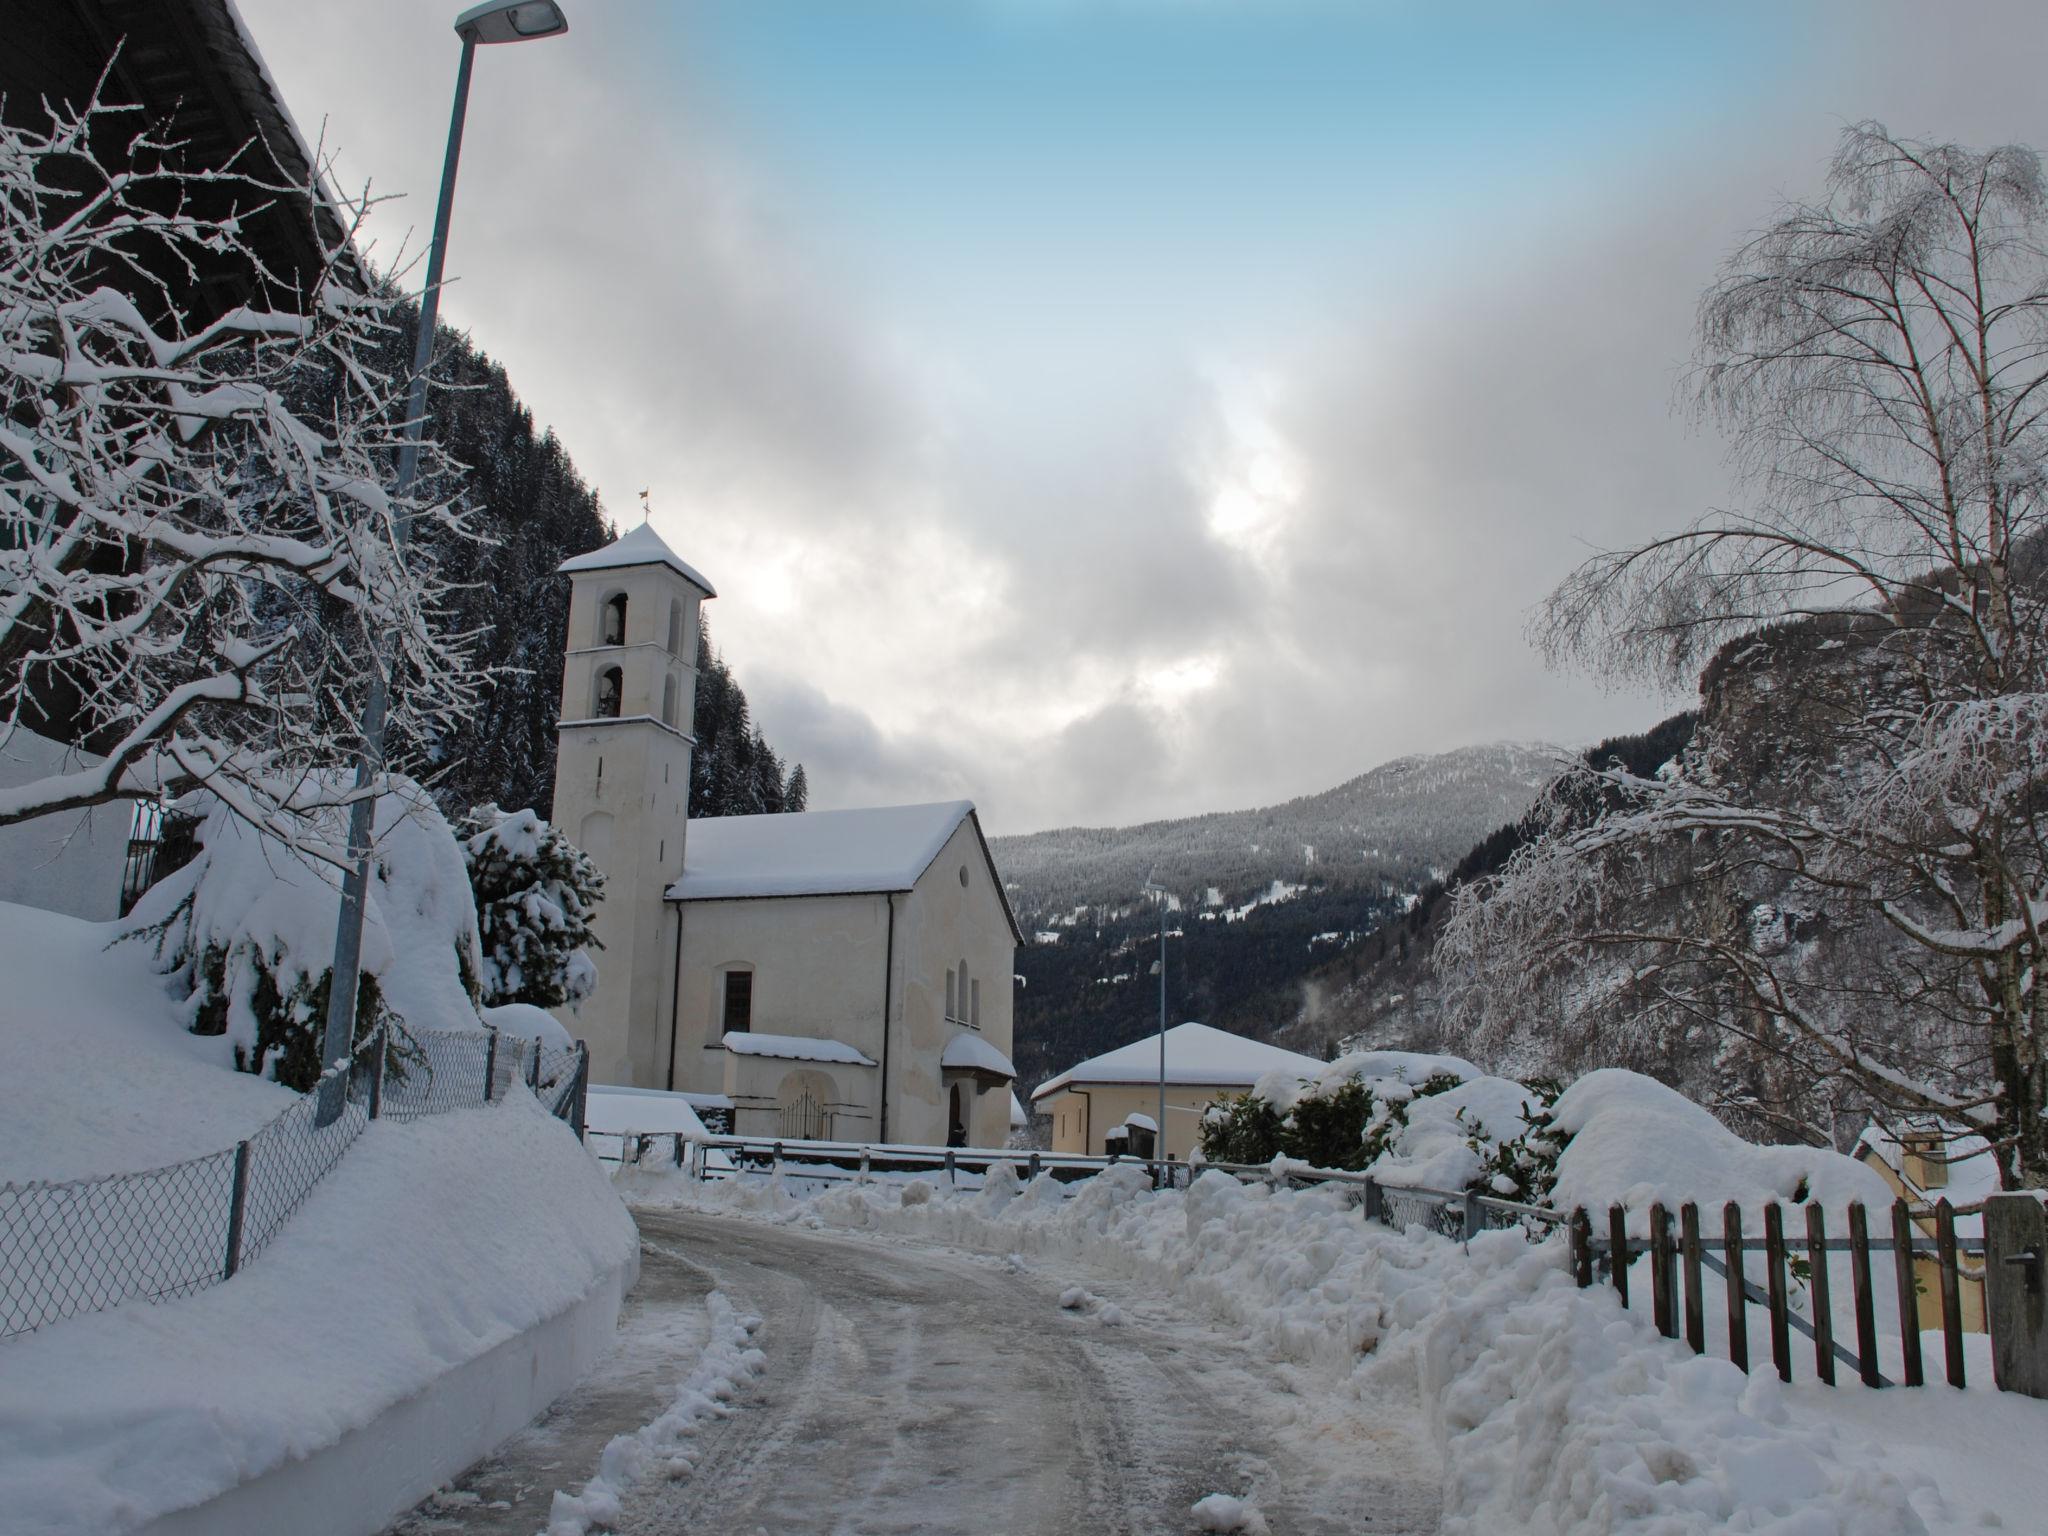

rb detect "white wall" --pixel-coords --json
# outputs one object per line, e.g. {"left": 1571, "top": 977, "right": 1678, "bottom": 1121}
{"left": 0, "top": 729, "right": 130, "bottom": 921}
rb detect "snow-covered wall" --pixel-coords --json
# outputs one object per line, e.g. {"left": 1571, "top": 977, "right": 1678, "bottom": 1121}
{"left": 0, "top": 729, "right": 129, "bottom": 921}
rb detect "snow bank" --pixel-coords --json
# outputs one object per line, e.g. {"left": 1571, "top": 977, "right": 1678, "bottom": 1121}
{"left": 1550, "top": 1070, "right": 1894, "bottom": 1230}
{"left": 648, "top": 1168, "right": 1932, "bottom": 1535}
{"left": 0, "top": 901, "right": 294, "bottom": 1183}
{"left": 0, "top": 1098, "right": 637, "bottom": 1536}
{"left": 1256, "top": 1048, "right": 1481, "bottom": 1115}
{"left": 1369, "top": 1075, "right": 1539, "bottom": 1193}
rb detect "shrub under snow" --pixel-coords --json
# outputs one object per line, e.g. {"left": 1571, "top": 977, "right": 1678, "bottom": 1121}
{"left": 461, "top": 804, "right": 603, "bottom": 1012}
{"left": 124, "top": 777, "right": 486, "bottom": 1087}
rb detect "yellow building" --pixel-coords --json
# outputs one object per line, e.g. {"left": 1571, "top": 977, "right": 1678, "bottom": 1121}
{"left": 1031, "top": 1022, "right": 1323, "bottom": 1161}
{"left": 1850, "top": 1121, "right": 1990, "bottom": 1333}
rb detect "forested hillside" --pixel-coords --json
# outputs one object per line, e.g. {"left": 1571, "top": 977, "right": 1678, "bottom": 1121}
{"left": 1000, "top": 743, "right": 1557, "bottom": 1090}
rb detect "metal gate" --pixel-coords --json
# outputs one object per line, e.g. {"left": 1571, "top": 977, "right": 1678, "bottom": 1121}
{"left": 779, "top": 1088, "right": 829, "bottom": 1141}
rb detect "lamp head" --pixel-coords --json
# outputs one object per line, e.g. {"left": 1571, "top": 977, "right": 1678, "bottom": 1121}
{"left": 455, "top": 0, "right": 569, "bottom": 43}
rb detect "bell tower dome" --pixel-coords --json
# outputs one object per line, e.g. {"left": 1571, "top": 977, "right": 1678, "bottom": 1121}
{"left": 550, "top": 522, "right": 714, "bottom": 1086}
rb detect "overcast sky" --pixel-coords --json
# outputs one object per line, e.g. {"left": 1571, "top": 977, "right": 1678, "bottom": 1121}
{"left": 236, "top": 0, "right": 2048, "bottom": 835}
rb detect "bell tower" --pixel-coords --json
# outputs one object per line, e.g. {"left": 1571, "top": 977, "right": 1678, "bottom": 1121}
{"left": 550, "top": 522, "right": 714, "bottom": 1086}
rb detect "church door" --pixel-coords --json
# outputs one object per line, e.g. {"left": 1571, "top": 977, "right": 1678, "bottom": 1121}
{"left": 947, "top": 1084, "right": 967, "bottom": 1148}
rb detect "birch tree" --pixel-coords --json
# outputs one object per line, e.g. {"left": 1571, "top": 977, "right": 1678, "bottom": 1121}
{"left": 0, "top": 88, "right": 478, "bottom": 850}
{"left": 1439, "top": 125, "right": 2048, "bottom": 1186}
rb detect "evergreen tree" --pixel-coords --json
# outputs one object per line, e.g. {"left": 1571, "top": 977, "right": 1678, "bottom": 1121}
{"left": 461, "top": 804, "right": 604, "bottom": 1011}
{"left": 784, "top": 764, "right": 809, "bottom": 812}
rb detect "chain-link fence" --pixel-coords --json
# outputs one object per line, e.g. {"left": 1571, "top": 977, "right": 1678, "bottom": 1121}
{"left": 0, "top": 1025, "right": 588, "bottom": 1340}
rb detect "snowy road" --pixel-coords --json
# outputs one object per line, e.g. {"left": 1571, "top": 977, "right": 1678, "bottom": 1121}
{"left": 609, "top": 1207, "right": 1441, "bottom": 1536}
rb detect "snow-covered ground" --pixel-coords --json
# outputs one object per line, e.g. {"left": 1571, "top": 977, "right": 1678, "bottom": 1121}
{"left": 629, "top": 1164, "right": 2044, "bottom": 1535}
{"left": 0, "top": 1099, "right": 637, "bottom": 1536}
{"left": 0, "top": 900, "right": 295, "bottom": 1183}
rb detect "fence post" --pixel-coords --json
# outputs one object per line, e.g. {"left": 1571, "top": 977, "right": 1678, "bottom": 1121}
{"left": 1681, "top": 1203, "right": 1705, "bottom": 1354}
{"left": 1764, "top": 1202, "right": 1792, "bottom": 1382}
{"left": 1805, "top": 1203, "right": 1835, "bottom": 1386}
{"left": 1028, "top": 1151, "right": 1041, "bottom": 1182}
{"left": 690, "top": 1137, "right": 705, "bottom": 1182}
{"left": 571, "top": 1041, "right": 589, "bottom": 1138}
{"left": 1462, "top": 1190, "right": 1481, "bottom": 1243}
{"left": 862, "top": 1147, "right": 874, "bottom": 1184}
{"left": 1937, "top": 1199, "right": 1966, "bottom": 1388}
{"left": 483, "top": 1028, "right": 499, "bottom": 1104}
{"left": 1608, "top": 1205, "right": 1630, "bottom": 1307}
{"left": 528, "top": 1041, "right": 542, "bottom": 1094}
{"left": 1570, "top": 1208, "right": 1593, "bottom": 1287}
{"left": 773, "top": 1140, "right": 784, "bottom": 1176}
{"left": 1723, "top": 1202, "right": 1748, "bottom": 1373}
{"left": 1848, "top": 1202, "right": 1882, "bottom": 1389}
{"left": 945, "top": 1149, "right": 957, "bottom": 1187}
{"left": 1650, "top": 1203, "right": 1675, "bottom": 1339}
{"left": 223, "top": 1139, "right": 253, "bottom": 1279}
{"left": 1364, "top": 1177, "right": 1384, "bottom": 1228}
{"left": 1891, "top": 1200, "right": 1924, "bottom": 1388}
{"left": 367, "top": 1027, "right": 387, "bottom": 1121}
{"left": 674, "top": 1132, "right": 686, "bottom": 1168}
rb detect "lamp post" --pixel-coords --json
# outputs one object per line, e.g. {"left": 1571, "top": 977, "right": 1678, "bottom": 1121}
{"left": 1142, "top": 879, "right": 1168, "bottom": 1166}
{"left": 318, "top": 1, "right": 570, "bottom": 1113}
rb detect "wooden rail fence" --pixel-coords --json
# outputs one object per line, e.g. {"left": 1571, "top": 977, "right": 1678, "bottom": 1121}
{"left": 1568, "top": 1198, "right": 1984, "bottom": 1389}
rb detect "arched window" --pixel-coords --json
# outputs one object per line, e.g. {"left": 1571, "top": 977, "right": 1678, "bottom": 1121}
{"left": 945, "top": 967, "right": 957, "bottom": 1023}
{"left": 667, "top": 599, "right": 684, "bottom": 657}
{"left": 594, "top": 665, "right": 623, "bottom": 719}
{"left": 970, "top": 977, "right": 981, "bottom": 1029}
{"left": 662, "top": 673, "right": 678, "bottom": 727}
{"left": 600, "top": 592, "right": 627, "bottom": 647}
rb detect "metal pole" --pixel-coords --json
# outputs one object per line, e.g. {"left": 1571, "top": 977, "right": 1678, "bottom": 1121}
{"left": 1157, "top": 890, "right": 1166, "bottom": 1163}
{"left": 317, "top": 31, "right": 480, "bottom": 1122}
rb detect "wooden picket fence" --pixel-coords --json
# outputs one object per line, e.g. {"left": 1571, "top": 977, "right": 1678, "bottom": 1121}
{"left": 1567, "top": 1198, "right": 1985, "bottom": 1388}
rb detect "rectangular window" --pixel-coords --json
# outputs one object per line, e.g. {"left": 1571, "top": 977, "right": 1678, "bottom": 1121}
{"left": 722, "top": 971, "right": 753, "bottom": 1035}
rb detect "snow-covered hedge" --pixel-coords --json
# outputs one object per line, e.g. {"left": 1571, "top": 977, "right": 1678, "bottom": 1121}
{"left": 461, "top": 804, "right": 603, "bottom": 1012}
{"left": 1200, "top": 1051, "right": 1889, "bottom": 1223}
{"left": 123, "top": 777, "right": 486, "bottom": 1087}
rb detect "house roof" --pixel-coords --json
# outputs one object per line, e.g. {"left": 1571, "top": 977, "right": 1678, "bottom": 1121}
{"left": 1852, "top": 1119, "right": 2000, "bottom": 1236}
{"left": 940, "top": 1033, "right": 1017, "bottom": 1079}
{"left": 721, "top": 1031, "right": 876, "bottom": 1068}
{"left": 668, "top": 801, "right": 1023, "bottom": 942}
{"left": 1031, "top": 1022, "right": 1325, "bottom": 1102}
{"left": 558, "top": 522, "right": 716, "bottom": 597}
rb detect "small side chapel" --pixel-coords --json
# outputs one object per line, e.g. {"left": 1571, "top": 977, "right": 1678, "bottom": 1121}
{"left": 549, "top": 524, "right": 1021, "bottom": 1148}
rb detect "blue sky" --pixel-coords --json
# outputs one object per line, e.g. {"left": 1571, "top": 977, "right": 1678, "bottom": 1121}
{"left": 242, "top": 0, "right": 2044, "bottom": 833}
{"left": 663, "top": 1, "right": 1800, "bottom": 344}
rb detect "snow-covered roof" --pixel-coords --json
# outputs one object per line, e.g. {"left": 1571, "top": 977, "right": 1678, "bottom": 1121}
{"left": 940, "top": 1033, "right": 1017, "bottom": 1079}
{"left": 1853, "top": 1120, "right": 1999, "bottom": 1233}
{"left": 720, "top": 1031, "right": 876, "bottom": 1068}
{"left": 1124, "top": 1112, "right": 1157, "bottom": 1132}
{"left": 1031, "top": 1022, "right": 1326, "bottom": 1102}
{"left": 584, "top": 1085, "right": 716, "bottom": 1137}
{"left": 671, "top": 801, "right": 972, "bottom": 901}
{"left": 1009, "top": 1091, "right": 1027, "bottom": 1128}
{"left": 558, "top": 522, "right": 716, "bottom": 597}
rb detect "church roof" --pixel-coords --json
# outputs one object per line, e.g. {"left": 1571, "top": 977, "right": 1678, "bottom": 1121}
{"left": 1030, "top": 1022, "right": 1325, "bottom": 1102}
{"left": 557, "top": 522, "right": 716, "bottom": 596}
{"left": 666, "top": 796, "right": 997, "bottom": 900}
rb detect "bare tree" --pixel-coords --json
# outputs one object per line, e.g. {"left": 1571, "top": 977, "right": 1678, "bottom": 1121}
{"left": 0, "top": 87, "right": 479, "bottom": 851}
{"left": 1439, "top": 125, "right": 2048, "bottom": 1186}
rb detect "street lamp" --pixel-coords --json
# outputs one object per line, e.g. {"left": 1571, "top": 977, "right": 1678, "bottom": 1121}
{"left": 1142, "top": 878, "right": 1168, "bottom": 1169}
{"left": 319, "top": 0, "right": 570, "bottom": 1110}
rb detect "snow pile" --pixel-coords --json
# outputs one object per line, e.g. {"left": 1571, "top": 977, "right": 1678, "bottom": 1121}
{"left": 0, "top": 1098, "right": 637, "bottom": 1536}
{"left": 1253, "top": 1048, "right": 1480, "bottom": 1115}
{"left": 1190, "top": 1491, "right": 1269, "bottom": 1533}
{"left": 482, "top": 1002, "right": 575, "bottom": 1050}
{"left": 654, "top": 1168, "right": 1932, "bottom": 1534}
{"left": 0, "top": 901, "right": 294, "bottom": 1182}
{"left": 1549, "top": 1070, "right": 1893, "bottom": 1229}
{"left": 122, "top": 777, "right": 485, "bottom": 1082}
{"left": 544, "top": 1290, "right": 765, "bottom": 1536}
{"left": 1369, "top": 1074, "right": 1542, "bottom": 1194}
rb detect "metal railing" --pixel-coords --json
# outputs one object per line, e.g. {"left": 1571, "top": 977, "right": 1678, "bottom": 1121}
{"left": 635, "top": 1133, "right": 1566, "bottom": 1243}
{"left": 0, "top": 1025, "right": 589, "bottom": 1340}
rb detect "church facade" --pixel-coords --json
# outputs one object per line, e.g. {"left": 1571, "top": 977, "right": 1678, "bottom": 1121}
{"left": 549, "top": 525, "right": 1020, "bottom": 1148}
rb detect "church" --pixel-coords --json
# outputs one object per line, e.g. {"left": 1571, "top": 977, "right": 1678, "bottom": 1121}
{"left": 548, "top": 524, "right": 1021, "bottom": 1148}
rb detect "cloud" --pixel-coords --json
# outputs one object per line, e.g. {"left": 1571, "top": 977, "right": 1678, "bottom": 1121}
{"left": 232, "top": 0, "right": 2048, "bottom": 837}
